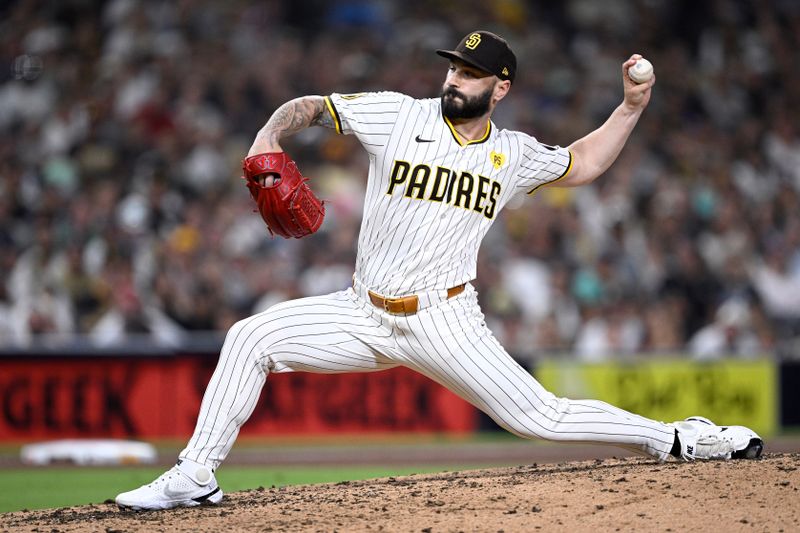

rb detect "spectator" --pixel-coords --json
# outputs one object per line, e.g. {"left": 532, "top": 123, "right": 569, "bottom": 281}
{"left": 688, "top": 299, "right": 761, "bottom": 360}
{"left": 749, "top": 242, "right": 800, "bottom": 338}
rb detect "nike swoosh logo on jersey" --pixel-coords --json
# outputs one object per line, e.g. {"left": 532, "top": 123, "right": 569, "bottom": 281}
{"left": 415, "top": 135, "right": 436, "bottom": 143}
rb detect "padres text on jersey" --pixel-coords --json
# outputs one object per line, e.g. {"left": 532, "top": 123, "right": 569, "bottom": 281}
{"left": 325, "top": 91, "right": 573, "bottom": 296}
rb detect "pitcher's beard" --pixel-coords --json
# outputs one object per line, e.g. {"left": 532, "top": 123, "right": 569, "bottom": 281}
{"left": 441, "top": 86, "right": 492, "bottom": 119}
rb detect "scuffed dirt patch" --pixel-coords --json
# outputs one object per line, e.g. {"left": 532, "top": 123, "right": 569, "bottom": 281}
{"left": 2, "top": 453, "right": 798, "bottom": 532}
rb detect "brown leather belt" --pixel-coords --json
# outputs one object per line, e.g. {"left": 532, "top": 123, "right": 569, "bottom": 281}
{"left": 367, "top": 284, "right": 466, "bottom": 315}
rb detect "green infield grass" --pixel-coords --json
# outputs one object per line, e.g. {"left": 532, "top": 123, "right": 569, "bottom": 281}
{"left": 0, "top": 464, "right": 461, "bottom": 514}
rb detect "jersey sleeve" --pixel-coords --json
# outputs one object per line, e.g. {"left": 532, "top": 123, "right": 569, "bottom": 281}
{"left": 512, "top": 133, "right": 574, "bottom": 195}
{"left": 326, "top": 91, "right": 407, "bottom": 152}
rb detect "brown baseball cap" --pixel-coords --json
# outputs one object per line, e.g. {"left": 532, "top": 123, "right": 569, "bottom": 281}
{"left": 436, "top": 31, "right": 517, "bottom": 83}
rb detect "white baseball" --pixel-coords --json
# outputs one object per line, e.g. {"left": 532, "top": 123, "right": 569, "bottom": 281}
{"left": 628, "top": 58, "right": 653, "bottom": 84}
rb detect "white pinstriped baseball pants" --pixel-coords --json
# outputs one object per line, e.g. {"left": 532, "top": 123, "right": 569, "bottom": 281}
{"left": 180, "top": 284, "right": 675, "bottom": 469}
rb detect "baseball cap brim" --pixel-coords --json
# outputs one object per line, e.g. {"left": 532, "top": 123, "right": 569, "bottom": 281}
{"left": 436, "top": 49, "right": 496, "bottom": 77}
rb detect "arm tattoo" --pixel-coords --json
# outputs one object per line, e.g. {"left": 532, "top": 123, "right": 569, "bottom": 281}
{"left": 311, "top": 103, "right": 336, "bottom": 129}
{"left": 259, "top": 96, "right": 335, "bottom": 145}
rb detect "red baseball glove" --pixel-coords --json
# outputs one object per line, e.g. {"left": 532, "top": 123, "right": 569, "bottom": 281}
{"left": 242, "top": 152, "right": 325, "bottom": 239}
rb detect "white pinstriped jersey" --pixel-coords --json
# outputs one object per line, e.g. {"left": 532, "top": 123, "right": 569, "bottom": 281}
{"left": 326, "top": 91, "right": 573, "bottom": 296}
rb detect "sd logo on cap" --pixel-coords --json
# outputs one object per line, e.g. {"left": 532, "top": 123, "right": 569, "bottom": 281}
{"left": 436, "top": 30, "right": 517, "bottom": 83}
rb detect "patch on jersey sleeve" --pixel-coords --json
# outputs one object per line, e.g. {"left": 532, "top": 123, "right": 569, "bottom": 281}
{"left": 490, "top": 151, "right": 506, "bottom": 170}
{"left": 340, "top": 93, "right": 367, "bottom": 100}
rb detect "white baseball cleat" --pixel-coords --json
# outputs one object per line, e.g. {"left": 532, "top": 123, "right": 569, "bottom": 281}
{"left": 672, "top": 416, "right": 764, "bottom": 461}
{"left": 115, "top": 459, "right": 223, "bottom": 510}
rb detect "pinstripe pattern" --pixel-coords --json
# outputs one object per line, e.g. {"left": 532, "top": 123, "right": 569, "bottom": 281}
{"left": 329, "top": 92, "right": 573, "bottom": 296}
{"left": 182, "top": 291, "right": 400, "bottom": 467}
{"left": 180, "top": 286, "right": 674, "bottom": 469}
{"left": 178, "top": 90, "right": 675, "bottom": 470}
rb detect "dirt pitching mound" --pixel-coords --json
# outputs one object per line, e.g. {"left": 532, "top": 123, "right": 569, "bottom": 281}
{"left": 2, "top": 453, "right": 798, "bottom": 532}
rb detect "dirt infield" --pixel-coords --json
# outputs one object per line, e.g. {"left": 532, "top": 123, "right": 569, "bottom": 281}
{"left": 2, "top": 453, "right": 798, "bottom": 532}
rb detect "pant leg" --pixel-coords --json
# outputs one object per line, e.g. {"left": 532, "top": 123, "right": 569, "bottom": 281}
{"left": 394, "top": 286, "right": 675, "bottom": 461}
{"left": 180, "top": 289, "right": 397, "bottom": 469}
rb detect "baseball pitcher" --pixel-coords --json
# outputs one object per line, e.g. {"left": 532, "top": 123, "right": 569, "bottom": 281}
{"left": 116, "top": 31, "right": 763, "bottom": 510}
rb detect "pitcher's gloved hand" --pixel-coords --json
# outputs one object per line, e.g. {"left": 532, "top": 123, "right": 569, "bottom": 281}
{"left": 242, "top": 152, "right": 325, "bottom": 239}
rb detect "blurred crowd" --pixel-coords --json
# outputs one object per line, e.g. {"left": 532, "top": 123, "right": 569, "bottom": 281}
{"left": 1, "top": 0, "right": 800, "bottom": 360}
